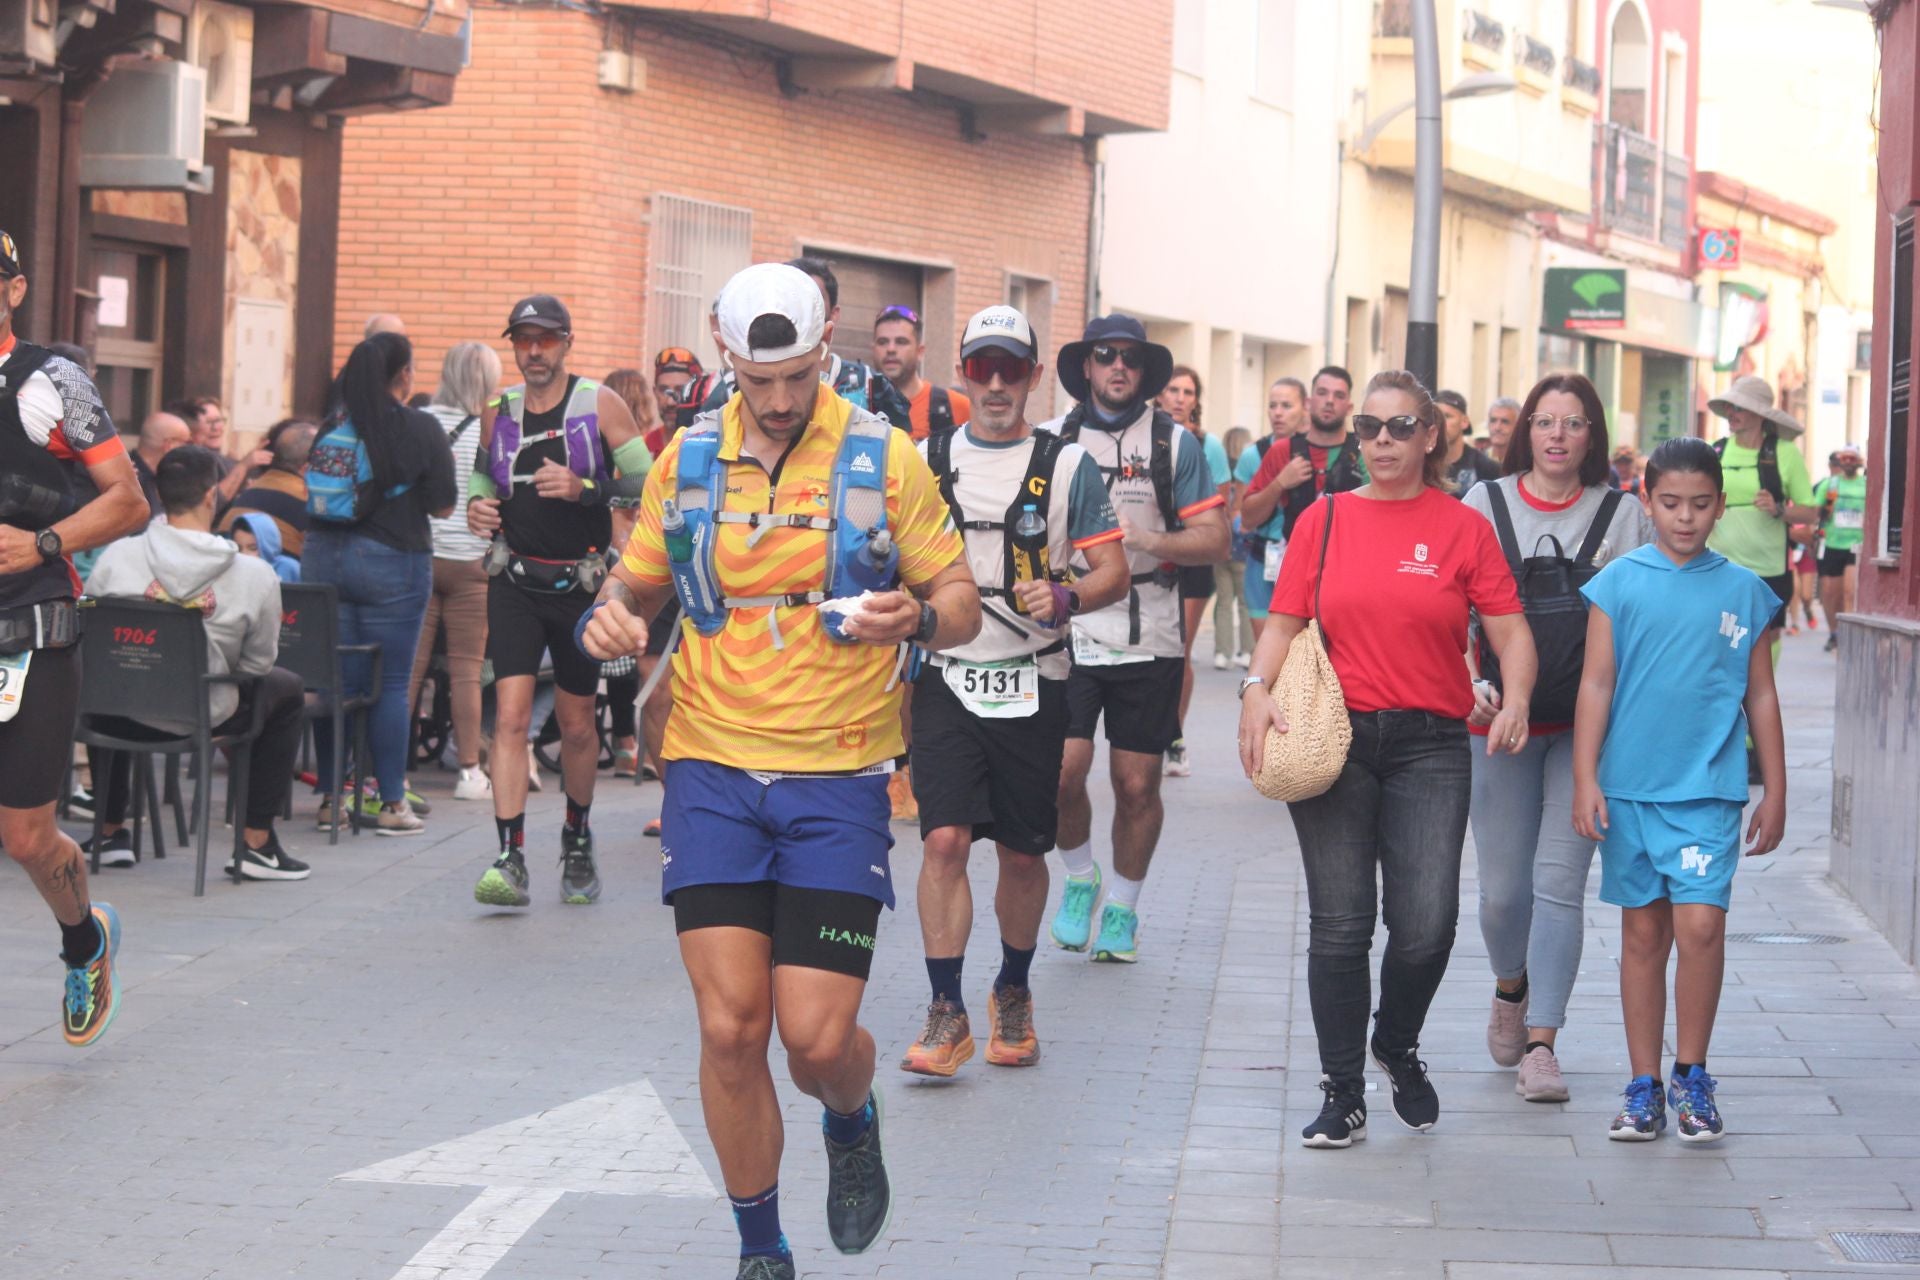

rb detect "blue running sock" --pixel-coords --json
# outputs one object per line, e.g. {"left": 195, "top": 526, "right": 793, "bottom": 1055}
{"left": 994, "top": 940, "right": 1035, "bottom": 992}
{"left": 729, "top": 1184, "right": 788, "bottom": 1259}
{"left": 926, "top": 956, "right": 965, "bottom": 1011}
{"left": 823, "top": 1095, "right": 873, "bottom": 1146}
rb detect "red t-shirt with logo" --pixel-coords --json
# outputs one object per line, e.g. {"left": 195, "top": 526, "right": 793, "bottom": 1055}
{"left": 1271, "top": 488, "right": 1521, "bottom": 718}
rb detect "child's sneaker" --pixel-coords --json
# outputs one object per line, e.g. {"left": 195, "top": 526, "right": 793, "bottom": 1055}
{"left": 1607, "top": 1074, "right": 1667, "bottom": 1141}
{"left": 1668, "top": 1066, "right": 1726, "bottom": 1143}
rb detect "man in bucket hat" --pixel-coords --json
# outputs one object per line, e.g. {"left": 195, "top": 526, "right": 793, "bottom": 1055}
{"left": 1040, "top": 315, "right": 1229, "bottom": 964}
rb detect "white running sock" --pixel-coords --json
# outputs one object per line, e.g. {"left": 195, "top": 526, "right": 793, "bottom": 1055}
{"left": 1108, "top": 871, "right": 1144, "bottom": 910}
{"left": 1058, "top": 841, "right": 1096, "bottom": 879}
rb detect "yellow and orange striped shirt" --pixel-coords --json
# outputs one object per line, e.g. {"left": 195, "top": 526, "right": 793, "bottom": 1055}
{"left": 622, "top": 390, "right": 964, "bottom": 771}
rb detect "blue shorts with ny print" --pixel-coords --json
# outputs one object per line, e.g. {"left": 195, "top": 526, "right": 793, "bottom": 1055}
{"left": 1599, "top": 796, "right": 1744, "bottom": 911}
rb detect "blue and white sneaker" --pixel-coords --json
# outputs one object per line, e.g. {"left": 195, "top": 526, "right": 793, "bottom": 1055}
{"left": 1091, "top": 902, "right": 1138, "bottom": 964}
{"left": 1050, "top": 867, "right": 1101, "bottom": 952}
{"left": 1669, "top": 1067, "right": 1726, "bottom": 1143}
{"left": 1607, "top": 1074, "right": 1667, "bottom": 1141}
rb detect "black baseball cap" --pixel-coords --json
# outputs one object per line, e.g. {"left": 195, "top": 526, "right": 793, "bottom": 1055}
{"left": 0, "top": 229, "right": 21, "bottom": 279}
{"left": 502, "top": 294, "right": 571, "bottom": 337}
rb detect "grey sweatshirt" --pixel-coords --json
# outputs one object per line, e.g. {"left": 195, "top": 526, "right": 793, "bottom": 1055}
{"left": 85, "top": 523, "right": 283, "bottom": 732}
{"left": 1462, "top": 475, "right": 1655, "bottom": 571}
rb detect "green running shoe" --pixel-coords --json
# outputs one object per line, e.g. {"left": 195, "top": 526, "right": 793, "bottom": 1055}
{"left": 1091, "top": 902, "right": 1139, "bottom": 963}
{"left": 560, "top": 829, "right": 600, "bottom": 905}
{"left": 474, "top": 851, "right": 531, "bottom": 907}
{"left": 1049, "top": 867, "right": 1101, "bottom": 952}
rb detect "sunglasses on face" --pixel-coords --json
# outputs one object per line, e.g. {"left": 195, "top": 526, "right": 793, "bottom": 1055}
{"left": 510, "top": 331, "right": 566, "bottom": 352}
{"left": 962, "top": 353, "right": 1034, "bottom": 386}
{"left": 1091, "top": 344, "right": 1145, "bottom": 370}
{"left": 1528, "top": 413, "right": 1592, "bottom": 433}
{"left": 878, "top": 304, "right": 920, "bottom": 324}
{"left": 1352, "top": 414, "right": 1423, "bottom": 441}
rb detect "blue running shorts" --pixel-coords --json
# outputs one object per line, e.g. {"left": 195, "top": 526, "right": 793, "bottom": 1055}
{"left": 1599, "top": 796, "right": 1743, "bottom": 911}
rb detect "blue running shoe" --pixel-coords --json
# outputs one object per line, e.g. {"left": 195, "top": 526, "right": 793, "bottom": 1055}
{"left": 1050, "top": 867, "right": 1101, "bottom": 952}
{"left": 63, "top": 903, "right": 122, "bottom": 1047}
{"left": 1091, "top": 902, "right": 1138, "bottom": 964}
{"left": 1607, "top": 1074, "right": 1666, "bottom": 1141}
{"left": 1669, "top": 1067, "right": 1725, "bottom": 1143}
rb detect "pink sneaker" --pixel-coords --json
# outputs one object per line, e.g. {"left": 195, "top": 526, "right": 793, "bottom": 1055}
{"left": 1516, "top": 1044, "right": 1569, "bottom": 1102}
{"left": 1487, "top": 988, "right": 1528, "bottom": 1067}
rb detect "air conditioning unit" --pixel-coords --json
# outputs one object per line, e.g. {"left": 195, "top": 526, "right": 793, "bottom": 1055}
{"left": 0, "top": 0, "right": 59, "bottom": 68}
{"left": 187, "top": 0, "right": 254, "bottom": 125}
{"left": 79, "top": 60, "right": 214, "bottom": 194}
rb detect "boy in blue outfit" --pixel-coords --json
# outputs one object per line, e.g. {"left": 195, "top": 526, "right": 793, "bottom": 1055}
{"left": 1572, "top": 437, "right": 1787, "bottom": 1144}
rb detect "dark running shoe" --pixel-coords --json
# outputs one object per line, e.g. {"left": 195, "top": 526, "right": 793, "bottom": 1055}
{"left": 81, "top": 829, "right": 135, "bottom": 869}
{"left": 1302, "top": 1076, "right": 1368, "bottom": 1148}
{"left": 474, "top": 850, "right": 531, "bottom": 907}
{"left": 823, "top": 1089, "right": 891, "bottom": 1255}
{"left": 735, "top": 1255, "right": 796, "bottom": 1280}
{"left": 560, "top": 828, "right": 600, "bottom": 905}
{"left": 1370, "top": 1037, "right": 1440, "bottom": 1131}
{"left": 235, "top": 833, "right": 311, "bottom": 881}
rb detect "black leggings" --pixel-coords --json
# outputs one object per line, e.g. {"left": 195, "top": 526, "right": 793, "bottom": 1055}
{"left": 606, "top": 670, "right": 639, "bottom": 739}
{"left": 98, "top": 666, "right": 306, "bottom": 831}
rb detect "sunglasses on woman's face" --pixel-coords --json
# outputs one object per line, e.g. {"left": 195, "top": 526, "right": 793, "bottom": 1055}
{"left": 1091, "top": 343, "right": 1146, "bottom": 370}
{"left": 1352, "top": 414, "right": 1423, "bottom": 441}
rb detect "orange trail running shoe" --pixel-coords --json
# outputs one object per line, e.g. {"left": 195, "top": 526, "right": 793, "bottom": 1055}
{"left": 986, "top": 984, "right": 1040, "bottom": 1067}
{"left": 900, "top": 998, "right": 973, "bottom": 1077}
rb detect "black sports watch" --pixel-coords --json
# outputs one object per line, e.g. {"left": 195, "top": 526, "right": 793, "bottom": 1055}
{"left": 912, "top": 602, "right": 939, "bottom": 645}
{"left": 35, "top": 528, "right": 62, "bottom": 562}
{"left": 1066, "top": 589, "right": 1082, "bottom": 617}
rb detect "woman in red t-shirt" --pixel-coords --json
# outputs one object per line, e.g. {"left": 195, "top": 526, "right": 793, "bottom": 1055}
{"left": 1236, "top": 370, "right": 1536, "bottom": 1148}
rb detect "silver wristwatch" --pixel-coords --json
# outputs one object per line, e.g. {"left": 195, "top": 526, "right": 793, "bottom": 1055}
{"left": 1237, "top": 676, "right": 1268, "bottom": 701}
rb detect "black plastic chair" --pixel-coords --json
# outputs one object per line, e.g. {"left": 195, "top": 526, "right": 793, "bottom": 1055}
{"left": 276, "top": 583, "right": 379, "bottom": 844}
{"left": 75, "top": 598, "right": 269, "bottom": 896}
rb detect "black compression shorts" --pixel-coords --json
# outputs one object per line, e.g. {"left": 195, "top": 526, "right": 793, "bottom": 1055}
{"left": 0, "top": 642, "right": 80, "bottom": 810}
{"left": 671, "top": 881, "right": 883, "bottom": 980}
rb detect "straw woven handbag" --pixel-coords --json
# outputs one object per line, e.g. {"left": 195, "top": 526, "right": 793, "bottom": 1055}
{"left": 1253, "top": 495, "right": 1351, "bottom": 802}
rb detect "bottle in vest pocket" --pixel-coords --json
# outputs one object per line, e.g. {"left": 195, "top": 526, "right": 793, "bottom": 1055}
{"left": 1010, "top": 504, "right": 1049, "bottom": 612}
{"left": 308, "top": 419, "right": 409, "bottom": 524}
{"left": 0, "top": 651, "right": 30, "bottom": 724}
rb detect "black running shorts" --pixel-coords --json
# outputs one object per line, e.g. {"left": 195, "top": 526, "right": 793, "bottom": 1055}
{"left": 1064, "top": 655, "right": 1184, "bottom": 756}
{"left": 0, "top": 642, "right": 80, "bottom": 811}
{"left": 1177, "top": 563, "right": 1216, "bottom": 602}
{"left": 1760, "top": 571, "right": 1793, "bottom": 633}
{"left": 1818, "top": 546, "right": 1857, "bottom": 578}
{"left": 486, "top": 576, "right": 602, "bottom": 697}
{"left": 909, "top": 667, "right": 1068, "bottom": 856}
{"left": 671, "top": 881, "right": 883, "bottom": 980}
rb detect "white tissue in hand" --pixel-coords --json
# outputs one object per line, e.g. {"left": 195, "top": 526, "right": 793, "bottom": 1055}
{"left": 819, "top": 591, "right": 878, "bottom": 621}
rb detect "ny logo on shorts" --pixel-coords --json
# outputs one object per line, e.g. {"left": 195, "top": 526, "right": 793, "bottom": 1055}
{"left": 1679, "top": 845, "right": 1714, "bottom": 877}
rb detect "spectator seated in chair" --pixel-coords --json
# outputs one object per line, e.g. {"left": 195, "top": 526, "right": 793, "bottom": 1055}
{"left": 82, "top": 445, "right": 311, "bottom": 880}
{"left": 228, "top": 511, "right": 301, "bottom": 584}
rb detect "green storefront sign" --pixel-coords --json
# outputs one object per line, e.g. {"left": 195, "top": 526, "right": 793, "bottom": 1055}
{"left": 1544, "top": 267, "right": 1627, "bottom": 332}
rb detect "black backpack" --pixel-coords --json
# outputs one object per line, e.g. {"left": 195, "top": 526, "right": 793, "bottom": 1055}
{"left": 926, "top": 385, "right": 957, "bottom": 437}
{"left": 1713, "top": 429, "right": 1784, "bottom": 506}
{"left": 1056, "top": 404, "right": 1182, "bottom": 533}
{"left": 1476, "top": 484, "right": 1624, "bottom": 724}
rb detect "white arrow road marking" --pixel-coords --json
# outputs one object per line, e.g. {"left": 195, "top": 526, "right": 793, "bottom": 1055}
{"left": 337, "top": 1079, "right": 717, "bottom": 1280}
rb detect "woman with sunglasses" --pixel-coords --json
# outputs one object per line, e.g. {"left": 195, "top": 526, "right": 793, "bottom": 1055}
{"left": 1462, "top": 373, "right": 1653, "bottom": 1101}
{"left": 1237, "top": 369, "right": 1536, "bottom": 1147}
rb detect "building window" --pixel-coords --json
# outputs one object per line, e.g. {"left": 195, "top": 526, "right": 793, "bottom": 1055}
{"left": 1607, "top": 2, "right": 1650, "bottom": 135}
{"left": 1253, "top": 0, "right": 1294, "bottom": 108}
{"left": 1173, "top": 0, "right": 1204, "bottom": 75}
{"left": 648, "top": 193, "right": 753, "bottom": 371}
{"left": 1886, "top": 212, "right": 1913, "bottom": 561}
{"left": 90, "top": 243, "right": 168, "bottom": 434}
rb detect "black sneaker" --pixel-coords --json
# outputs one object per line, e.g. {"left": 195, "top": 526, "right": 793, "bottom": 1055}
{"left": 560, "top": 828, "right": 600, "bottom": 905}
{"left": 1302, "top": 1076, "right": 1368, "bottom": 1148}
{"left": 1370, "top": 1037, "right": 1439, "bottom": 1131}
{"left": 1824, "top": 635, "right": 1838, "bottom": 654}
{"left": 235, "top": 833, "right": 311, "bottom": 881}
{"left": 81, "top": 829, "right": 135, "bottom": 869}
{"left": 823, "top": 1089, "right": 891, "bottom": 1254}
{"left": 475, "top": 849, "right": 531, "bottom": 907}
{"left": 735, "top": 1256, "right": 796, "bottom": 1280}
{"left": 67, "top": 786, "right": 96, "bottom": 821}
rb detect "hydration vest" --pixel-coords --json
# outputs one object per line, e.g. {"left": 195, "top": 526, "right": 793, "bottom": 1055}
{"left": 1057, "top": 405, "right": 1182, "bottom": 532}
{"left": 0, "top": 341, "right": 83, "bottom": 610}
{"left": 925, "top": 385, "right": 957, "bottom": 437}
{"left": 927, "top": 427, "right": 1065, "bottom": 619}
{"left": 1713, "top": 429, "right": 1784, "bottom": 507}
{"left": 488, "top": 377, "right": 607, "bottom": 493}
{"left": 1280, "top": 431, "right": 1365, "bottom": 538}
{"left": 666, "top": 406, "right": 899, "bottom": 647}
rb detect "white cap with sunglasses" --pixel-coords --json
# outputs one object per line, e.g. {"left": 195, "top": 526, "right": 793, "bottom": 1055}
{"left": 960, "top": 305, "right": 1038, "bottom": 362}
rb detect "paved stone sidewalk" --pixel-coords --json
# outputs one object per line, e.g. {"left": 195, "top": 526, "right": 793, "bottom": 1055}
{"left": 0, "top": 633, "right": 1913, "bottom": 1279}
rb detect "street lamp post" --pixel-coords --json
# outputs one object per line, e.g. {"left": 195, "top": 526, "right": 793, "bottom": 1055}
{"left": 1408, "top": 0, "right": 1443, "bottom": 392}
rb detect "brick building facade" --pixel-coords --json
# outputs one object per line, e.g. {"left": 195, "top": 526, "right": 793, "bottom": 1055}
{"left": 335, "top": 3, "right": 1172, "bottom": 414}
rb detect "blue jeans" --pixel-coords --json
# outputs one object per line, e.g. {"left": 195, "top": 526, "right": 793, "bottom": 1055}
{"left": 1287, "top": 710, "right": 1471, "bottom": 1087}
{"left": 304, "top": 530, "right": 432, "bottom": 802}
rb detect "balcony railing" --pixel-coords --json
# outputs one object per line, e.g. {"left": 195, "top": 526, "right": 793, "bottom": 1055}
{"left": 1598, "top": 120, "right": 1658, "bottom": 240}
{"left": 1660, "top": 151, "right": 1692, "bottom": 252}
{"left": 1463, "top": 10, "right": 1506, "bottom": 54}
{"left": 1519, "top": 34, "right": 1557, "bottom": 78}
{"left": 1375, "top": 0, "right": 1412, "bottom": 38}
{"left": 1597, "top": 120, "right": 1691, "bottom": 250}
{"left": 1564, "top": 56, "right": 1600, "bottom": 96}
